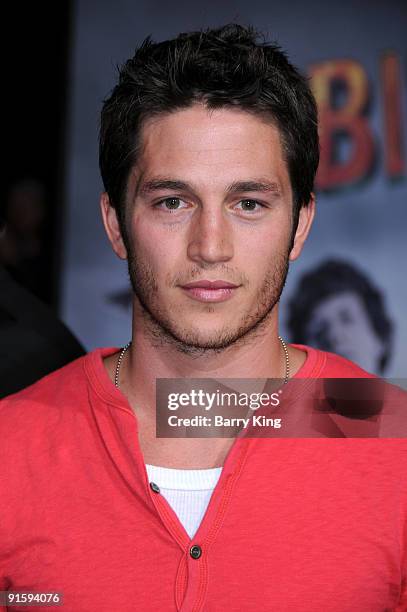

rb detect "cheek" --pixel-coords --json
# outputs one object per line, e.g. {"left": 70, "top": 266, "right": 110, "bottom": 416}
{"left": 236, "top": 218, "right": 291, "bottom": 255}
{"left": 132, "top": 220, "right": 186, "bottom": 281}
{"left": 131, "top": 216, "right": 165, "bottom": 257}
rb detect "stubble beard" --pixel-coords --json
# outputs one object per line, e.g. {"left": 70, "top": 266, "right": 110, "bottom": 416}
{"left": 126, "top": 245, "right": 290, "bottom": 357}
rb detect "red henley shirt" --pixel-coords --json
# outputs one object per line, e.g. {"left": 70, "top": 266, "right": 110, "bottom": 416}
{"left": 0, "top": 345, "right": 406, "bottom": 611}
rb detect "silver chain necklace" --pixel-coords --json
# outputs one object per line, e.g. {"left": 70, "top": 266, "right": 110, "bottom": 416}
{"left": 114, "top": 336, "right": 290, "bottom": 389}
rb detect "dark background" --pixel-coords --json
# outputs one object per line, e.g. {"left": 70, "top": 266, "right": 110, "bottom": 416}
{"left": 2, "top": 1, "right": 72, "bottom": 307}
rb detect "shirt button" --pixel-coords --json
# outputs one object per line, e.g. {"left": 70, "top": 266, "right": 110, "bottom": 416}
{"left": 150, "top": 482, "right": 160, "bottom": 493}
{"left": 190, "top": 545, "right": 202, "bottom": 559}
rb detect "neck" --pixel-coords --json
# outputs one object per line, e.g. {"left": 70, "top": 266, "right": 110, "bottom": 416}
{"left": 131, "top": 324, "right": 284, "bottom": 377}
{"left": 103, "top": 305, "right": 307, "bottom": 468}
{"left": 113, "top": 303, "right": 306, "bottom": 415}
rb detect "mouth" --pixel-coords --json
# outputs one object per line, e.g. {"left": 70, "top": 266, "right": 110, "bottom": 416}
{"left": 179, "top": 280, "right": 241, "bottom": 303}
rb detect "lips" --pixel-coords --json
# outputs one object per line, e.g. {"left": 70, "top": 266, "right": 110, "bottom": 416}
{"left": 181, "top": 280, "right": 239, "bottom": 289}
{"left": 180, "top": 280, "right": 240, "bottom": 303}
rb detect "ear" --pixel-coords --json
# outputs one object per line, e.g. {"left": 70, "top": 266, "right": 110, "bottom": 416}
{"left": 289, "top": 194, "right": 316, "bottom": 262}
{"left": 100, "top": 192, "right": 128, "bottom": 260}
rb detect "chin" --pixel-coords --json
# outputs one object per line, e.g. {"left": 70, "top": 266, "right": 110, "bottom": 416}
{"left": 180, "top": 322, "right": 259, "bottom": 351}
{"left": 176, "top": 329, "right": 232, "bottom": 348}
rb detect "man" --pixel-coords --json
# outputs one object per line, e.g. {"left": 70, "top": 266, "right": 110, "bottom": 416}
{"left": 1, "top": 24, "right": 406, "bottom": 611}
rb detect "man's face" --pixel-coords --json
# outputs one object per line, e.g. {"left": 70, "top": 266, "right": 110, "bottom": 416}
{"left": 114, "top": 105, "right": 310, "bottom": 353}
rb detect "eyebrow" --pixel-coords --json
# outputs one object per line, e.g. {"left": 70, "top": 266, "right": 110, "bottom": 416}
{"left": 137, "top": 178, "right": 282, "bottom": 197}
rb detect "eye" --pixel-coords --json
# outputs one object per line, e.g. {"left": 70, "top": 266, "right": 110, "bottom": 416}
{"left": 235, "top": 199, "right": 265, "bottom": 213}
{"left": 155, "top": 197, "right": 189, "bottom": 212}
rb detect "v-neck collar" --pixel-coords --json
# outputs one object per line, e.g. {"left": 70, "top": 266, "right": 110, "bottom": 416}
{"left": 82, "top": 343, "right": 327, "bottom": 545}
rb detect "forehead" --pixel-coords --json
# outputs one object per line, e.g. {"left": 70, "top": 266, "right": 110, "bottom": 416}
{"left": 133, "top": 105, "right": 290, "bottom": 194}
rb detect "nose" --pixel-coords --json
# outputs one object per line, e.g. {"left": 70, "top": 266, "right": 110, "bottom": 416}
{"left": 187, "top": 206, "right": 233, "bottom": 265}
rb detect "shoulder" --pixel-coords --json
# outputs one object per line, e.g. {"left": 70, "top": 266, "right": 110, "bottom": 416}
{"left": 292, "top": 345, "right": 407, "bottom": 437}
{"left": 0, "top": 352, "right": 92, "bottom": 433}
{"left": 291, "top": 343, "right": 377, "bottom": 378}
{"left": 320, "top": 349, "right": 377, "bottom": 378}
{"left": 0, "top": 346, "right": 119, "bottom": 421}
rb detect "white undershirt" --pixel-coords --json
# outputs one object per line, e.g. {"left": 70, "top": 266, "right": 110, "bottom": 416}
{"left": 145, "top": 464, "right": 223, "bottom": 539}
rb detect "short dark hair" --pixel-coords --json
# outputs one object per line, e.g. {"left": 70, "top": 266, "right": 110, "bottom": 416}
{"left": 99, "top": 23, "right": 319, "bottom": 239}
{"left": 287, "top": 259, "right": 394, "bottom": 373}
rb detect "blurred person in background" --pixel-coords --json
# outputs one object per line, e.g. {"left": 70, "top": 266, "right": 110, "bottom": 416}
{"left": 0, "top": 178, "right": 48, "bottom": 300}
{"left": 287, "top": 258, "right": 394, "bottom": 375}
{"left": 0, "top": 199, "right": 85, "bottom": 398}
